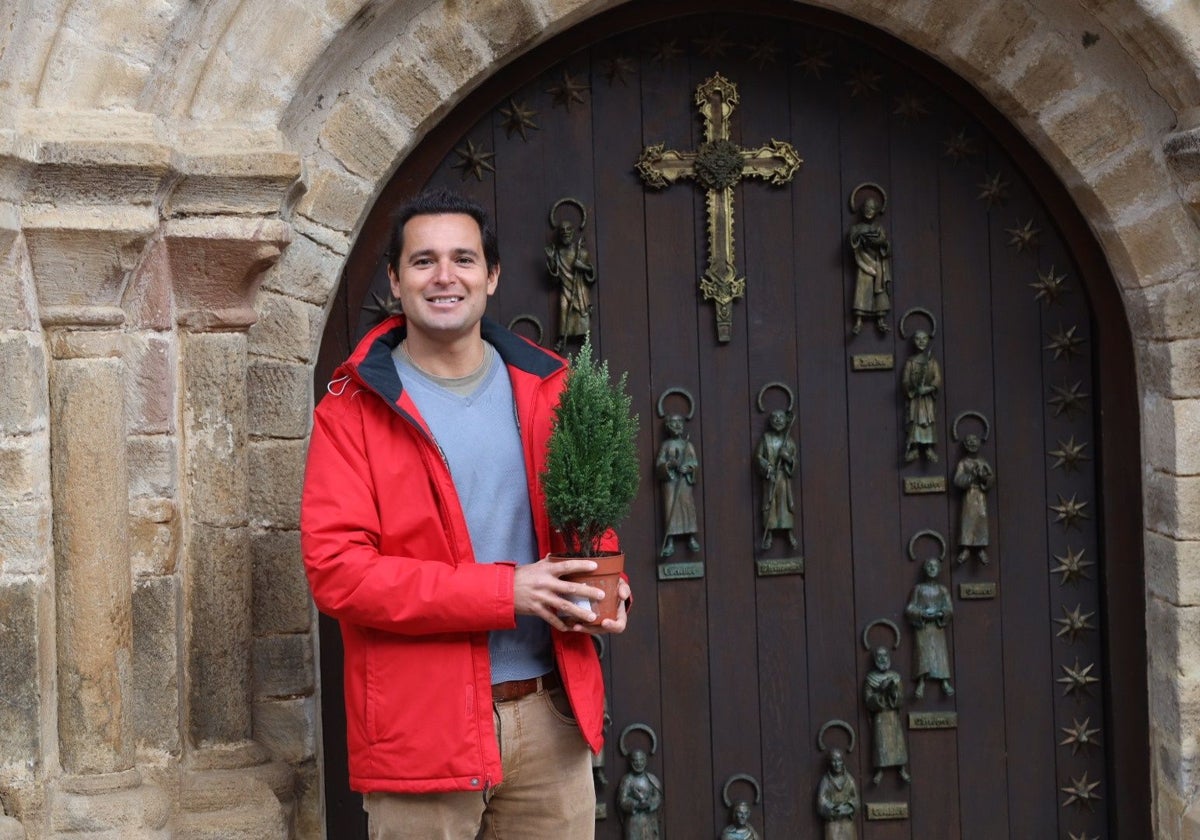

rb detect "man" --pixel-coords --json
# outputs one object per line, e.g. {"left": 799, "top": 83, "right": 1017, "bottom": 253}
{"left": 302, "top": 186, "right": 630, "bottom": 839}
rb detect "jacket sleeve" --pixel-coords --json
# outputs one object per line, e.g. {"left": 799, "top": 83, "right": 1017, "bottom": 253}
{"left": 301, "top": 391, "right": 517, "bottom": 636}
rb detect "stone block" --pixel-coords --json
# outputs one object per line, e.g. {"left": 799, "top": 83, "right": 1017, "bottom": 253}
{"left": 248, "top": 438, "right": 306, "bottom": 530}
{"left": 252, "top": 697, "right": 317, "bottom": 764}
{"left": 259, "top": 231, "right": 344, "bottom": 307}
{"left": 1142, "top": 338, "right": 1200, "bottom": 398}
{"left": 460, "top": 0, "right": 542, "bottom": 56}
{"left": 127, "top": 434, "right": 178, "bottom": 500}
{"left": 122, "top": 239, "right": 173, "bottom": 331}
{"left": 129, "top": 498, "right": 180, "bottom": 578}
{"left": 0, "top": 499, "right": 52, "bottom": 577}
{"left": 294, "top": 167, "right": 371, "bottom": 235}
{"left": 182, "top": 331, "right": 248, "bottom": 527}
{"left": 1149, "top": 598, "right": 1200, "bottom": 684}
{"left": 186, "top": 523, "right": 252, "bottom": 746}
{"left": 319, "top": 94, "right": 409, "bottom": 181}
{"left": 0, "top": 814, "right": 25, "bottom": 840}
{"left": 1147, "top": 470, "right": 1200, "bottom": 540}
{"left": 1008, "top": 38, "right": 1083, "bottom": 118}
{"left": 1146, "top": 531, "right": 1200, "bottom": 607}
{"left": 0, "top": 434, "right": 49, "bottom": 502}
{"left": 413, "top": 19, "right": 489, "bottom": 92}
{"left": 132, "top": 576, "right": 180, "bottom": 756}
{"left": 252, "top": 634, "right": 314, "bottom": 699}
{"left": 0, "top": 239, "right": 38, "bottom": 331}
{"left": 247, "top": 360, "right": 312, "bottom": 441}
{"left": 0, "top": 580, "right": 45, "bottom": 771}
{"left": 1091, "top": 148, "right": 1167, "bottom": 218}
{"left": 1145, "top": 392, "right": 1200, "bottom": 476}
{"left": 166, "top": 144, "right": 301, "bottom": 217}
{"left": 292, "top": 759, "right": 322, "bottom": 840}
{"left": 0, "top": 332, "right": 48, "bottom": 435}
{"left": 247, "top": 291, "right": 323, "bottom": 364}
{"left": 1111, "top": 207, "right": 1200, "bottom": 294}
{"left": 1127, "top": 271, "right": 1200, "bottom": 340}
{"left": 126, "top": 331, "right": 176, "bottom": 435}
{"left": 370, "top": 57, "right": 446, "bottom": 131}
{"left": 39, "top": 26, "right": 154, "bottom": 111}
{"left": 188, "top": 44, "right": 286, "bottom": 128}
{"left": 952, "top": 2, "right": 1036, "bottom": 78}
{"left": 1046, "top": 89, "right": 1144, "bottom": 172}
{"left": 252, "top": 530, "right": 311, "bottom": 636}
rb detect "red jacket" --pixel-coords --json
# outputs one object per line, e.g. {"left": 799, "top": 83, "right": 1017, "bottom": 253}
{"left": 301, "top": 315, "right": 608, "bottom": 794}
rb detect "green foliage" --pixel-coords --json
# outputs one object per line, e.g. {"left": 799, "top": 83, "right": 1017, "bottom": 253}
{"left": 542, "top": 335, "right": 641, "bottom": 557}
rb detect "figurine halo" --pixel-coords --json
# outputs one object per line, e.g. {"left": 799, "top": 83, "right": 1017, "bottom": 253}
{"left": 907, "top": 528, "right": 947, "bottom": 562}
{"left": 849, "top": 181, "right": 888, "bottom": 214}
{"left": 721, "top": 773, "right": 763, "bottom": 808}
{"left": 862, "top": 618, "right": 902, "bottom": 651}
{"left": 952, "top": 409, "right": 991, "bottom": 443}
{"left": 549, "top": 196, "right": 587, "bottom": 231}
{"left": 817, "top": 719, "right": 856, "bottom": 753}
{"left": 619, "top": 722, "right": 658, "bottom": 757}
{"left": 899, "top": 306, "right": 938, "bottom": 340}
{"left": 506, "top": 313, "right": 544, "bottom": 346}
{"left": 657, "top": 386, "right": 696, "bottom": 419}
{"left": 756, "top": 380, "right": 795, "bottom": 414}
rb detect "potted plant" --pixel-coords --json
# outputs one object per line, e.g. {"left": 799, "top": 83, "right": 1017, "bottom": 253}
{"left": 542, "top": 334, "right": 641, "bottom": 623}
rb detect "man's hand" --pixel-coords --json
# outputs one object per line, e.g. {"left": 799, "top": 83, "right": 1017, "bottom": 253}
{"left": 575, "top": 577, "right": 631, "bottom": 636}
{"left": 513, "top": 556, "right": 606, "bottom": 631}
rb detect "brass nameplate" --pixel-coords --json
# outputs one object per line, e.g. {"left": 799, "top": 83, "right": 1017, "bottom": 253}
{"left": 756, "top": 556, "right": 804, "bottom": 577}
{"left": 852, "top": 353, "right": 895, "bottom": 371}
{"left": 657, "top": 561, "right": 704, "bottom": 581}
{"left": 903, "top": 476, "right": 947, "bottom": 494}
{"left": 959, "top": 582, "right": 998, "bottom": 600}
{"left": 908, "top": 711, "right": 958, "bottom": 730}
{"left": 866, "top": 802, "right": 909, "bottom": 820}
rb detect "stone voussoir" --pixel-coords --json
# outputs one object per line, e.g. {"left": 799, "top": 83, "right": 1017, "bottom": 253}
{"left": 248, "top": 290, "right": 323, "bottom": 364}
{"left": 247, "top": 359, "right": 312, "bottom": 441}
{"left": 319, "top": 94, "right": 410, "bottom": 182}
{"left": 248, "top": 438, "right": 306, "bottom": 530}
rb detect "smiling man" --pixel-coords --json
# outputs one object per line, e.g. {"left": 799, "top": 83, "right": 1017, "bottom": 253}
{"left": 301, "top": 187, "right": 631, "bottom": 839}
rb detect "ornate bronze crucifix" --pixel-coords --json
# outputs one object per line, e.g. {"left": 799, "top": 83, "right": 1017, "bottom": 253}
{"left": 636, "top": 73, "right": 802, "bottom": 342}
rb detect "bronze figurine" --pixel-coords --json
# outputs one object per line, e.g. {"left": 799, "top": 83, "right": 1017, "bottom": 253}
{"left": 546, "top": 198, "right": 596, "bottom": 352}
{"left": 861, "top": 619, "right": 910, "bottom": 785}
{"left": 952, "top": 411, "right": 994, "bottom": 565}
{"left": 815, "top": 721, "right": 859, "bottom": 839}
{"left": 720, "top": 774, "right": 762, "bottom": 840}
{"left": 899, "top": 308, "right": 941, "bottom": 464}
{"left": 656, "top": 388, "right": 701, "bottom": 558}
{"left": 848, "top": 183, "right": 892, "bottom": 336}
{"left": 617, "top": 723, "right": 663, "bottom": 840}
{"left": 904, "top": 530, "right": 954, "bottom": 699}
{"left": 755, "top": 382, "right": 798, "bottom": 551}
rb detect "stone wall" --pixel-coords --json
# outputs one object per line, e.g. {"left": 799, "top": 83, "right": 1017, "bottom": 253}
{"left": 0, "top": 0, "right": 1197, "bottom": 836}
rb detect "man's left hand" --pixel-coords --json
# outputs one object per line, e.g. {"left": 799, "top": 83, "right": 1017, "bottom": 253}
{"left": 569, "top": 578, "right": 631, "bottom": 636}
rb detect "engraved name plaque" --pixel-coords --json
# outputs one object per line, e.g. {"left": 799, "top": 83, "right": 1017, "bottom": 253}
{"left": 959, "top": 582, "right": 998, "bottom": 600}
{"left": 658, "top": 561, "right": 704, "bottom": 581}
{"left": 756, "top": 557, "right": 804, "bottom": 577}
{"left": 866, "top": 802, "right": 910, "bottom": 820}
{"left": 908, "top": 711, "right": 959, "bottom": 730}
{"left": 903, "top": 475, "right": 947, "bottom": 494}
{"left": 851, "top": 353, "right": 895, "bottom": 371}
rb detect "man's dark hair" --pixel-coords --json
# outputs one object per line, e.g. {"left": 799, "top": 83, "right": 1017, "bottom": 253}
{"left": 386, "top": 186, "right": 500, "bottom": 273}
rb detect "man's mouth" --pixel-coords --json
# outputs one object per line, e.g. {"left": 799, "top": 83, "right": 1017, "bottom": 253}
{"left": 428, "top": 295, "right": 463, "bottom": 304}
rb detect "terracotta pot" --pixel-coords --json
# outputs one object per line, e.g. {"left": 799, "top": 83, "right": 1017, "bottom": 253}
{"left": 552, "top": 551, "right": 625, "bottom": 625}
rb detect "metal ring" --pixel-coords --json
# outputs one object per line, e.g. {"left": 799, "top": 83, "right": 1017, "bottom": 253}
{"left": 722, "top": 773, "right": 762, "bottom": 808}
{"left": 756, "top": 381, "right": 795, "bottom": 414}
{"left": 898, "top": 306, "right": 937, "bottom": 340}
{"left": 549, "top": 197, "right": 587, "bottom": 231}
{"left": 907, "top": 528, "right": 947, "bottom": 562}
{"left": 817, "top": 719, "right": 856, "bottom": 753}
{"left": 507, "top": 313, "right": 544, "bottom": 346}
{"left": 848, "top": 181, "right": 888, "bottom": 214}
{"left": 862, "top": 618, "right": 902, "bottom": 651}
{"left": 952, "top": 410, "right": 990, "bottom": 443}
{"left": 657, "top": 387, "right": 696, "bottom": 420}
{"left": 619, "top": 722, "right": 658, "bottom": 757}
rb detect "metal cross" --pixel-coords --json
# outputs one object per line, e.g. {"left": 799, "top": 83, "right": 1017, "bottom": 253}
{"left": 636, "top": 73, "right": 802, "bottom": 342}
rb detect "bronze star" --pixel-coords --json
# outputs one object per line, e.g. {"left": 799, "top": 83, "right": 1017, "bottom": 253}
{"left": 601, "top": 54, "right": 637, "bottom": 86}
{"left": 1057, "top": 658, "right": 1099, "bottom": 698}
{"left": 977, "top": 172, "right": 1011, "bottom": 207}
{"left": 747, "top": 40, "right": 781, "bottom": 69}
{"left": 1048, "top": 381, "right": 1090, "bottom": 419}
{"left": 1006, "top": 219, "right": 1041, "bottom": 251}
{"left": 943, "top": 128, "right": 980, "bottom": 163}
{"left": 546, "top": 70, "right": 589, "bottom": 110}
{"left": 1030, "top": 265, "right": 1070, "bottom": 306}
{"left": 363, "top": 290, "right": 402, "bottom": 319}
{"left": 845, "top": 65, "right": 883, "bottom": 98}
{"left": 1054, "top": 603, "right": 1096, "bottom": 643}
{"left": 795, "top": 46, "right": 833, "bottom": 79}
{"left": 648, "top": 37, "right": 683, "bottom": 63}
{"left": 451, "top": 139, "right": 495, "bottom": 181}
{"left": 1061, "top": 770, "right": 1102, "bottom": 811}
{"left": 694, "top": 31, "right": 732, "bottom": 59}
{"left": 499, "top": 98, "right": 539, "bottom": 140}
{"left": 1051, "top": 545, "right": 1094, "bottom": 586}
{"left": 893, "top": 91, "right": 929, "bottom": 121}
{"left": 1045, "top": 324, "right": 1086, "bottom": 362}
{"left": 1051, "top": 493, "right": 1090, "bottom": 530}
{"left": 1049, "top": 436, "right": 1091, "bottom": 473}
{"left": 1060, "top": 717, "right": 1102, "bottom": 755}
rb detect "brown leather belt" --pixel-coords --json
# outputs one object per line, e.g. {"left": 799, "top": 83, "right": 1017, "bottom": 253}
{"left": 491, "top": 670, "right": 560, "bottom": 702}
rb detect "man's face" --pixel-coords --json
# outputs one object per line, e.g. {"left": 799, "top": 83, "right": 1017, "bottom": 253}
{"left": 388, "top": 213, "right": 499, "bottom": 346}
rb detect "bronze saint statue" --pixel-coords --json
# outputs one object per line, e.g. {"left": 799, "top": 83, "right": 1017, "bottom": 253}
{"left": 848, "top": 183, "right": 892, "bottom": 336}
{"left": 905, "top": 555, "right": 955, "bottom": 699}
{"left": 546, "top": 198, "right": 596, "bottom": 351}
{"left": 617, "top": 748, "right": 663, "bottom": 839}
{"left": 901, "top": 328, "right": 941, "bottom": 463}
{"left": 657, "top": 410, "right": 701, "bottom": 558}
{"left": 953, "top": 413, "right": 994, "bottom": 565}
{"left": 756, "top": 408, "right": 798, "bottom": 550}
{"left": 720, "top": 801, "right": 760, "bottom": 840}
{"left": 864, "top": 646, "right": 910, "bottom": 785}
{"left": 816, "top": 748, "right": 859, "bottom": 840}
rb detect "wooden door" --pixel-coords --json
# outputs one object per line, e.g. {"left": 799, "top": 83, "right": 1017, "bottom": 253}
{"left": 316, "top": 5, "right": 1148, "bottom": 837}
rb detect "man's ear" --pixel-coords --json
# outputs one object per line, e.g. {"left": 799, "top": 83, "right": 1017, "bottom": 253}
{"left": 487, "top": 263, "right": 500, "bottom": 295}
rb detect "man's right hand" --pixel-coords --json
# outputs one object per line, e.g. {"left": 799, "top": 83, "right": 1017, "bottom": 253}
{"left": 513, "top": 556, "right": 605, "bottom": 631}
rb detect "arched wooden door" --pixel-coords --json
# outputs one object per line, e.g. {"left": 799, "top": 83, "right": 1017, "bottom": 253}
{"left": 315, "top": 4, "right": 1148, "bottom": 837}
